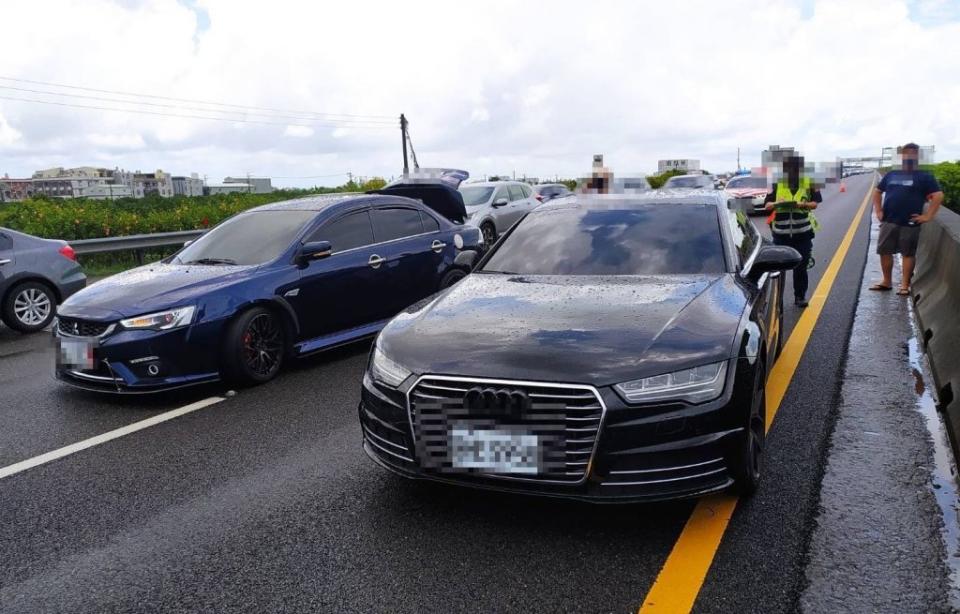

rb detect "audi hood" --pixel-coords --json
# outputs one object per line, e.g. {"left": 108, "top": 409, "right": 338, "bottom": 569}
{"left": 376, "top": 272, "right": 750, "bottom": 387}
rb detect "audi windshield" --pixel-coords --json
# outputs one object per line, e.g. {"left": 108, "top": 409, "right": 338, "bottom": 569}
{"left": 480, "top": 203, "right": 725, "bottom": 275}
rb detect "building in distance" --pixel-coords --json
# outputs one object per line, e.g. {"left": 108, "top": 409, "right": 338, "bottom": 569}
{"left": 223, "top": 176, "right": 273, "bottom": 194}
{"left": 658, "top": 159, "right": 701, "bottom": 174}
{"left": 172, "top": 173, "right": 205, "bottom": 197}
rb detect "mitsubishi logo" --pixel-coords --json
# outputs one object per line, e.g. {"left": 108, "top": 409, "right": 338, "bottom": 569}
{"left": 72, "top": 322, "right": 80, "bottom": 335}
{"left": 463, "top": 387, "right": 531, "bottom": 417}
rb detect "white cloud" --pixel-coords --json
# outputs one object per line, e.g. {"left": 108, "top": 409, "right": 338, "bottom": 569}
{"left": 0, "top": 0, "right": 958, "bottom": 185}
{"left": 284, "top": 125, "right": 314, "bottom": 138}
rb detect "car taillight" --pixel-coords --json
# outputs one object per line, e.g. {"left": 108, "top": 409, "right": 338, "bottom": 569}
{"left": 58, "top": 245, "right": 77, "bottom": 261}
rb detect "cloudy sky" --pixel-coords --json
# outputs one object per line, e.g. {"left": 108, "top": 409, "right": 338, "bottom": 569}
{"left": 1, "top": 0, "right": 958, "bottom": 187}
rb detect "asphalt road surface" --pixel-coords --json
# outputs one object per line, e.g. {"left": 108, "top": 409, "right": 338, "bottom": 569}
{"left": 0, "top": 173, "right": 877, "bottom": 613}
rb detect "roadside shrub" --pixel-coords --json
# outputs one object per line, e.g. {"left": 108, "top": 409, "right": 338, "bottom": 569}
{"left": 930, "top": 161, "right": 960, "bottom": 214}
{"left": 0, "top": 187, "right": 352, "bottom": 240}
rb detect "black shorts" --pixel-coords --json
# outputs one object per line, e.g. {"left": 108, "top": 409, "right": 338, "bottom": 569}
{"left": 877, "top": 222, "right": 921, "bottom": 257}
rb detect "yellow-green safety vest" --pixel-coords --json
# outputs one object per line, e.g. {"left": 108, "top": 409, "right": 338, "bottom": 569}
{"left": 770, "top": 177, "right": 820, "bottom": 235}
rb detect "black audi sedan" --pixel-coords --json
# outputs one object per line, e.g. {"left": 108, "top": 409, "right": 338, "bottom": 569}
{"left": 358, "top": 190, "right": 801, "bottom": 502}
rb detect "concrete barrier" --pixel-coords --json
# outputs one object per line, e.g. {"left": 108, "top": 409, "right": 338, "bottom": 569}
{"left": 911, "top": 207, "right": 960, "bottom": 458}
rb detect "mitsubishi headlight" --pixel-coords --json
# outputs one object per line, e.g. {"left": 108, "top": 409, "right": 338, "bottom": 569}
{"left": 370, "top": 343, "right": 411, "bottom": 388}
{"left": 120, "top": 306, "right": 196, "bottom": 331}
{"left": 614, "top": 362, "right": 728, "bottom": 405}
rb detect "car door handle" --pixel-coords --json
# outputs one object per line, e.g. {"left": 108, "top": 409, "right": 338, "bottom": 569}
{"left": 431, "top": 240, "right": 446, "bottom": 253}
{"left": 0, "top": 259, "right": 10, "bottom": 266}
{"left": 368, "top": 254, "right": 385, "bottom": 269}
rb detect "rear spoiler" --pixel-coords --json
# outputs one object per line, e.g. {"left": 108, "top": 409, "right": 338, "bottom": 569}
{"left": 370, "top": 168, "right": 469, "bottom": 224}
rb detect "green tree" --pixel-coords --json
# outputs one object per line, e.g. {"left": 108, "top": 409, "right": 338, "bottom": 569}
{"left": 360, "top": 177, "right": 387, "bottom": 191}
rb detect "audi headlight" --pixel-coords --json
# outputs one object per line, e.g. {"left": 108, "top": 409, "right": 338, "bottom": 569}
{"left": 614, "top": 361, "right": 728, "bottom": 404}
{"left": 370, "top": 344, "right": 411, "bottom": 387}
{"left": 120, "top": 306, "right": 196, "bottom": 331}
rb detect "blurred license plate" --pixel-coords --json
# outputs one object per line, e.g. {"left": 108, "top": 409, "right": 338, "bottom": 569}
{"left": 58, "top": 337, "right": 97, "bottom": 370}
{"left": 449, "top": 427, "right": 539, "bottom": 474}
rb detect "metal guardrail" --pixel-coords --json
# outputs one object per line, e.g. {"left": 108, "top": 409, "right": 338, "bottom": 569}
{"left": 70, "top": 229, "right": 206, "bottom": 264}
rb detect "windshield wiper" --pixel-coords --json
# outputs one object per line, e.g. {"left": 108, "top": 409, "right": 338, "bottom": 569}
{"left": 183, "top": 258, "right": 238, "bottom": 265}
{"left": 481, "top": 269, "right": 521, "bottom": 275}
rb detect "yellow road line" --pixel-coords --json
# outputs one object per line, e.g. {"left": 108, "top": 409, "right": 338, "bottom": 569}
{"left": 638, "top": 179, "right": 875, "bottom": 613}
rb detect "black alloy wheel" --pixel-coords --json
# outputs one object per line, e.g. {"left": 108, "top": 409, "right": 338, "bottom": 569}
{"left": 222, "top": 307, "right": 285, "bottom": 385}
{"left": 729, "top": 361, "right": 766, "bottom": 496}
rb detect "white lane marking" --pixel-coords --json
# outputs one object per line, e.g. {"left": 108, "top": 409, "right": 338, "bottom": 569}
{"left": 0, "top": 396, "right": 226, "bottom": 480}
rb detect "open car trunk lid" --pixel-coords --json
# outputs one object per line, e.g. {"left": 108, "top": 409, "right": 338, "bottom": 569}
{"left": 370, "top": 168, "right": 469, "bottom": 224}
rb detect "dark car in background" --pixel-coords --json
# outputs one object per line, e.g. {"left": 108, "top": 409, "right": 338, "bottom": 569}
{"left": 0, "top": 227, "right": 86, "bottom": 333}
{"left": 359, "top": 190, "right": 801, "bottom": 502}
{"left": 54, "top": 178, "right": 482, "bottom": 393}
{"left": 533, "top": 183, "right": 574, "bottom": 203}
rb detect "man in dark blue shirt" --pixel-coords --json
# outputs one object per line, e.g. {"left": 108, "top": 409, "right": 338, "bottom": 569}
{"left": 870, "top": 143, "right": 944, "bottom": 295}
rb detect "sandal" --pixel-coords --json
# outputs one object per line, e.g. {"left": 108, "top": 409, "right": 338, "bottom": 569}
{"left": 868, "top": 283, "right": 893, "bottom": 291}
{"left": 897, "top": 288, "right": 910, "bottom": 296}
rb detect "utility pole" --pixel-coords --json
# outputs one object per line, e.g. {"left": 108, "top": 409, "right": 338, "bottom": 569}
{"left": 246, "top": 171, "right": 252, "bottom": 193}
{"left": 400, "top": 114, "right": 409, "bottom": 175}
{"left": 737, "top": 147, "right": 741, "bottom": 171}
{"left": 348, "top": 172, "right": 353, "bottom": 188}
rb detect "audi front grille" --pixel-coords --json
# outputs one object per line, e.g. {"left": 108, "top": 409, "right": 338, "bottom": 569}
{"left": 407, "top": 376, "right": 606, "bottom": 483}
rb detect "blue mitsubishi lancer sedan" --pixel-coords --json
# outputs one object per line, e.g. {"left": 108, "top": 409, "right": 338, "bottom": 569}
{"left": 55, "top": 174, "right": 482, "bottom": 393}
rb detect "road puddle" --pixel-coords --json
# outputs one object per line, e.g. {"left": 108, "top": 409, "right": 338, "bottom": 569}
{"left": 907, "top": 318, "right": 960, "bottom": 608}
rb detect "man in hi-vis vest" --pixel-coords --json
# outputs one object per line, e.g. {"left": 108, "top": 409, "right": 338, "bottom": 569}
{"left": 763, "top": 151, "right": 822, "bottom": 308}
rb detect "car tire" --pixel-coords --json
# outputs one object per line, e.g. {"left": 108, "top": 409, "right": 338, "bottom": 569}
{"left": 729, "top": 362, "right": 766, "bottom": 496}
{"left": 480, "top": 222, "right": 497, "bottom": 249}
{"left": 2, "top": 281, "right": 56, "bottom": 333}
{"left": 221, "top": 306, "right": 285, "bottom": 386}
{"left": 440, "top": 268, "right": 467, "bottom": 289}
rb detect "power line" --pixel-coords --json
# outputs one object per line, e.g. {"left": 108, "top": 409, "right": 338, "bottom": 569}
{"left": 0, "top": 85, "right": 396, "bottom": 126}
{"left": 0, "top": 95, "right": 395, "bottom": 130}
{"left": 0, "top": 75, "right": 396, "bottom": 121}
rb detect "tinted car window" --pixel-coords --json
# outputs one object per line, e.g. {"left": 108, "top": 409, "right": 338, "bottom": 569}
{"left": 372, "top": 207, "right": 424, "bottom": 242}
{"left": 508, "top": 185, "right": 525, "bottom": 201}
{"left": 419, "top": 211, "right": 440, "bottom": 232}
{"left": 460, "top": 186, "right": 494, "bottom": 206}
{"left": 726, "top": 177, "right": 767, "bottom": 189}
{"left": 520, "top": 184, "right": 532, "bottom": 198}
{"left": 493, "top": 186, "right": 509, "bottom": 202}
{"left": 0, "top": 232, "right": 12, "bottom": 251}
{"left": 482, "top": 204, "right": 725, "bottom": 275}
{"left": 726, "top": 209, "right": 759, "bottom": 266}
{"left": 312, "top": 210, "right": 375, "bottom": 253}
{"left": 175, "top": 210, "right": 316, "bottom": 266}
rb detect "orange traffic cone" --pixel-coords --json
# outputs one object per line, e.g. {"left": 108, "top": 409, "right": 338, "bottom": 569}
{"left": 840, "top": 181, "right": 846, "bottom": 192}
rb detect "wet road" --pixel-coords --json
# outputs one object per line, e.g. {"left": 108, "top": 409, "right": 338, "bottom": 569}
{"left": 0, "top": 173, "right": 878, "bottom": 612}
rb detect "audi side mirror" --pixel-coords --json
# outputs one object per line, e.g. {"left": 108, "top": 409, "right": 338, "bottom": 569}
{"left": 492, "top": 197, "right": 509, "bottom": 207}
{"left": 299, "top": 240, "right": 332, "bottom": 263}
{"left": 747, "top": 245, "right": 802, "bottom": 281}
